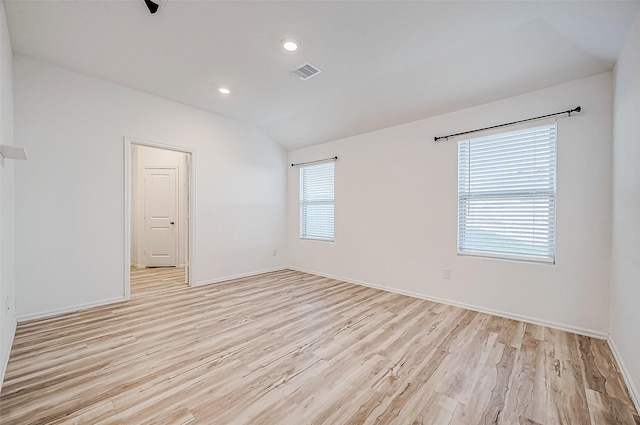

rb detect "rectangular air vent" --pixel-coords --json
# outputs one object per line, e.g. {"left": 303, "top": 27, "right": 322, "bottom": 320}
{"left": 292, "top": 63, "right": 322, "bottom": 80}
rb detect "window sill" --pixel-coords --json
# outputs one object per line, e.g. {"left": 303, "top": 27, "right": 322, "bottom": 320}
{"left": 457, "top": 250, "right": 555, "bottom": 265}
{"left": 300, "top": 237, "right": 334, "bottom": 243}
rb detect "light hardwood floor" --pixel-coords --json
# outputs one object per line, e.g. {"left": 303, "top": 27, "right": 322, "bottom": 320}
{"left": 1, "top": 268, "right": 638, "bottom": 424}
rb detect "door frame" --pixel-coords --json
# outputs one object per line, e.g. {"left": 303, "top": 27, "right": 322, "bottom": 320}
{"left": 124, "top": 137, "right": 196, "bottom": 299}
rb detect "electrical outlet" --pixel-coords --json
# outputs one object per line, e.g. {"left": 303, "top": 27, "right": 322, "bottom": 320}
{"left": 442, "top": 268, "right": 451, "bottom": 280}
{"left": 272, "top": 249, "right": 277, "bottom": 257}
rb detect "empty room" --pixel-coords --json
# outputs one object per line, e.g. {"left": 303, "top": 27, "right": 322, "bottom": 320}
{"left": 0, "top": 0, "right": 639, "bottom": 424}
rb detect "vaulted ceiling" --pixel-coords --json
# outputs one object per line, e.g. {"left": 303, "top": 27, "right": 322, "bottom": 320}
{"left": 5, "top": 0, "right": 639, "bottom": 150}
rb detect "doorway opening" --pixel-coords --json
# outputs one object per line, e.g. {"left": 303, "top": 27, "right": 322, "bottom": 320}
{"left": 124, "top": 137, "right": 195, "bottom": 299}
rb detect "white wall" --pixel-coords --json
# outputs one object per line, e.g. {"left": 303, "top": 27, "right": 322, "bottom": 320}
{"left": 0, "top": 0, "right": 16, "bottom": 383}
{"left": 288, "top": 72, "right": 613, "bottom": 335}
{"left": 610, "top": 10, "right": 640, "bottom": 408}
{"left": 14, "top": 55, "right": 288, "bottom": 319}
{"left": 131, "top": 145, "right": 188, "bottom": 268}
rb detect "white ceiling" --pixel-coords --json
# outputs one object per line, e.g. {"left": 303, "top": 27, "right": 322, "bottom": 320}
{"left": 5, "top": 0, "right": 640, "bottom": 150}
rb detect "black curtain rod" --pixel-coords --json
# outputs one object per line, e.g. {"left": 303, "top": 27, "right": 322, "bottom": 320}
{"left": 291, "top": 156, "right": 338, "bottom": 167}
{"left": 434, "top": 106, "right": 581, "bottom": 142}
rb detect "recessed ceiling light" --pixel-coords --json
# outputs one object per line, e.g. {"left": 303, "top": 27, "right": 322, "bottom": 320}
{"left": 282, "top": 38, "right": 299, "bottom": 52}
{"left": 218, "top": 87, "right": 230, "bottom": 94}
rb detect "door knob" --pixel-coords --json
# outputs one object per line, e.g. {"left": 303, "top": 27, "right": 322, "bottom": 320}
{"left": 170, "top": 221, "right": 175, "bottom": 225}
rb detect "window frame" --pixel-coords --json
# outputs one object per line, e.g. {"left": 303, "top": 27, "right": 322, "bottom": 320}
{"left": 456, "top": 123, "right": 557, "bottom": 264}
{"left": 299, "top": 161, "right": 335, "bottom": 242}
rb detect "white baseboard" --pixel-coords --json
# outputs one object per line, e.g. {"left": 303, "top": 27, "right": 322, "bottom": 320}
{"left": 16, "top": 268, "right": 286, "bottom": 321}
{"left": 288, "top": 267, "right": 608, "bottom": 340}
{"left": 607, "top": 336, "right": 640, "bottom": 414}
{"left": 1, "top": 317, "right": 17, "bottom": 387}
{"left": 16, "top": 296, "right": 126, "bottom": 323}
{"left": 194, "top": 267, "right": 287, "bottom": 287}
{"left": 293, "top": 267, "right": 640, "bottom": 412}
{"left": 5, "top": 266, "right": 637, "bottom": 415}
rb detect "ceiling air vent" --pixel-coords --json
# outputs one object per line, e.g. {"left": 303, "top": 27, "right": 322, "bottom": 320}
{"left": 292, "top": 63, "right": 322, "bottom": 80}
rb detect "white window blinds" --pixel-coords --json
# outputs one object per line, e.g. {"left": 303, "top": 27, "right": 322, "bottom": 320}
{"left": 300, "top": 162, "right": 334, "bottom": 241}
{"left": 457, "top": 123, "right": 557, "bottom": 263}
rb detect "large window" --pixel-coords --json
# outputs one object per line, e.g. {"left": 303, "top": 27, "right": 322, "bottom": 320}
{"left": 457, "top": 123, "right": 557, "bottom": 263}
{"left": 300, "top": 162, "right": 334, "bottom": 241}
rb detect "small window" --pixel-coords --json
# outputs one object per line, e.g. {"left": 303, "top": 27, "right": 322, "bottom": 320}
{"left": 457, "top": 123, "right": 557, "bottom": 263}
{"left": 300, "top": 162, "right": 334, "bottom": 241}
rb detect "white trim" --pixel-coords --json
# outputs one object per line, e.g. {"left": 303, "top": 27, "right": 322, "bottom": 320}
{"left": 288, "top": 267, "right": 608, "bottom": 340}
{"left": 458, "top": 250, "right": 555, "bottom": 265}
{"left": 607, "top": 336, "right": 640, "bottom": 414}
{"left": 0, "top": 317, "right": 17, "bottom": 386}
{"left": 124, "top": 139, "right": 132, "bottom": 299}
{"left": 16, "top": 297, "right": 126, "bottom": 323}
{"left": 300, "top": 237, "right": 335, "bottom": 243}
{"left": 124, "top": 137, "right": 197, "bottom": 298}
{"left": 194, "top": 267, "right": 287, "bottom": 287}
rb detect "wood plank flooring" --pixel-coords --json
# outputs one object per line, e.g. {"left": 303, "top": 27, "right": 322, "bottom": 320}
{"left": 1, "top": 268, "right": 638, "bottom": 424}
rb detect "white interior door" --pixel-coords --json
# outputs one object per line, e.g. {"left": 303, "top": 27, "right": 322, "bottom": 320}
{"left": 143, "top": 167, "right": 178, "bottom": 267}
